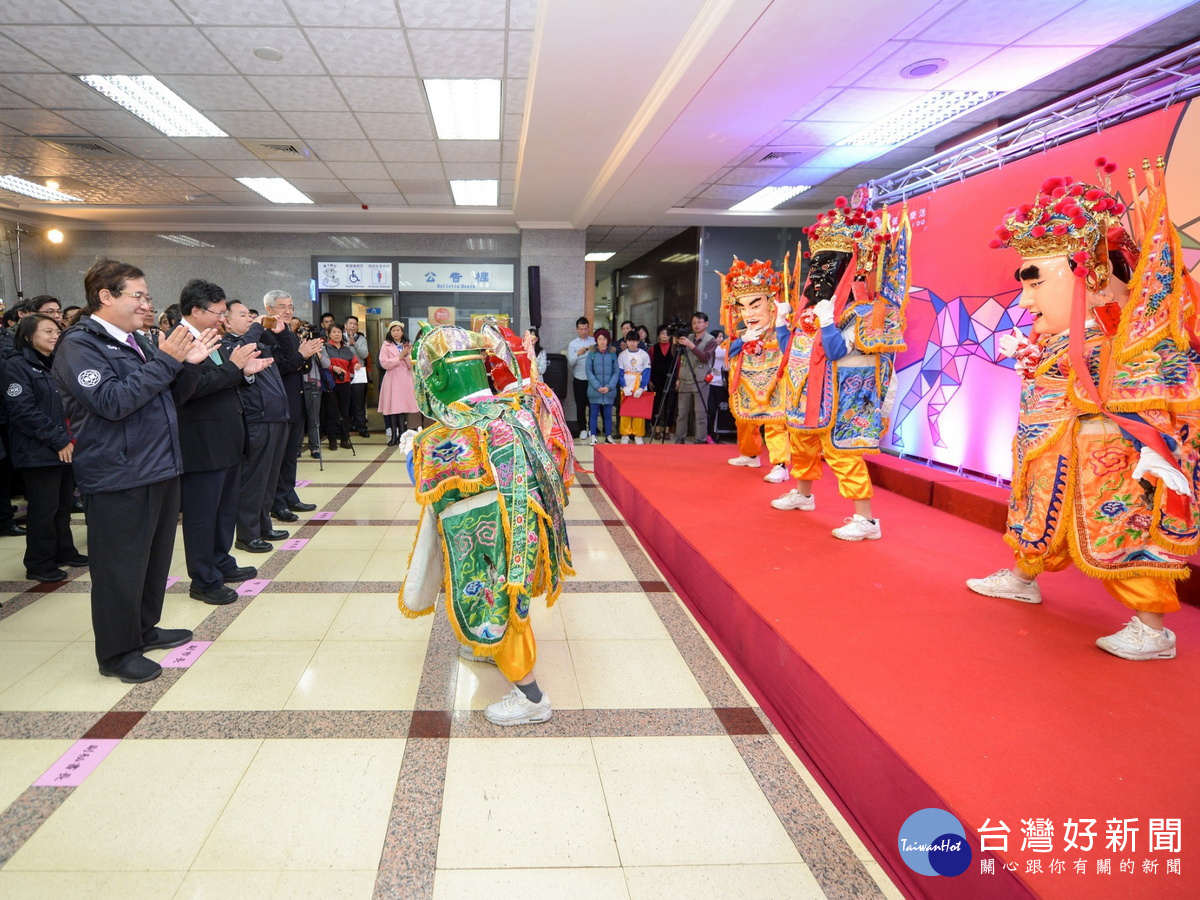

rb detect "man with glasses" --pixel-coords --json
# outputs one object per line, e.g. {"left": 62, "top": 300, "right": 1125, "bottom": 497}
{"left": 54, "top": 259, "right": 221, "bottom": 682}
{"left": 174, "top": 279, "right": 273, "bottom": 605}
{"left": 28, "top": 295, "right": 62, "bottom": 322}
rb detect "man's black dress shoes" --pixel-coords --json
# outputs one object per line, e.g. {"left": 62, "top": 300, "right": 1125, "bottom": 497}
{"left": 234, "top": 538, "right": 273, "bottom": 553}
{"left": 27, "top": 568, "right": 67, "bottom": 583}
{"left": 99, "top": 654, "right": 162, "bottom": 683}
{"left": 1, "top": 523, "right": 27, "bottom": 536}
{"left": 263, "top": 529, "right": 289, "bottom": 541}
{"left": 222, "top": 565, "right": 258, "bottom": 583}
{"left": 271, "top": 508, "right": 299, "bottom": 522}
{"left": 143, "top": 627, "right": 193, "bottom": 651}
{"left": 289, "top": 502, "right": 317, "bottom": 512}
{"left": 190, "top": 585, "right": 239, "bottom": 605}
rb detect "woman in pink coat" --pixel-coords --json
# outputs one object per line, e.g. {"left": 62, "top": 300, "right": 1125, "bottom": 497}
{"left": 377, "top": 321, "right": 419, "bottom": 445}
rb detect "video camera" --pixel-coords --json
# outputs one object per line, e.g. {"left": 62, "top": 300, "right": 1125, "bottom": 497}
{"left": 666, "top": 315, "right": 690, "bottom": 339}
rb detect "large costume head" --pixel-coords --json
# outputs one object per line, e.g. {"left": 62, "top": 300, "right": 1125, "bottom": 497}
{"left": 719, "top": 257, "right": 780, "bottom": 336}
{"left": 992, "top": 163, "right": 1132, "bottom": 336}
{"left": 479, "top": 320, "right": 530, "bottom": 391}
{"left": 412, "top": 326, "right": 492, "bottom": 423}
{"left": 800, "top": 197, "right": 884, "bottom": 308}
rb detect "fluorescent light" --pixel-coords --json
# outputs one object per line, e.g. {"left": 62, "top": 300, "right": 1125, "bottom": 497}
{"left": 729, "top": 185, "right": 812, "bottom": 212}
{"left": 0, "top": 176, "right": 83, "bottom": 201}
{"left": 450, "top": 179, "right": 498, "bottom": 206}
{"left": 79, "top": 75, "right": 227, "bottom": 138}
{"left": 235, "top": 177, "right": 313, "bottom": 204}
{"left": 158, "top": 234, "right": 215, "bottom": 248}
{"left": 424, "top": 79, "right": 501, "bottom": 140}
{"left": 585, "top": 252, "right": 615, "bottom": 262}
{"left": 661, "top": 253, "right": 698, "bottom": 263}
{"left": 46, "top": 229, "right": 65, "bottom": 244}
{"left": 838, "top": 90, "right": 1004, "bottom": 147}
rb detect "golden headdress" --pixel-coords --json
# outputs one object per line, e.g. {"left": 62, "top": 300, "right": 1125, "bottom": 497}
{"left": 803, "top": 197, "right": 885, "bottom": 276}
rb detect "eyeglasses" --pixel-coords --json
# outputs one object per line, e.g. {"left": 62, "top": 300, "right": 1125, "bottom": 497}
{"left": 117, "top": 290, "right": 152, "bottom": 304}
{"left": 198, "top": 306, "right": 229, "bottom": 318}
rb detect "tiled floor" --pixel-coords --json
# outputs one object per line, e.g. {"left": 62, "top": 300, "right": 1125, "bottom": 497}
{"left": 0, "top": 437, "right": 902, "bottom": 899}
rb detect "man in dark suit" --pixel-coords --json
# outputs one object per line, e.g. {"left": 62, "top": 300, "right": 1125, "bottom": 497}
{"left": 174, "top": 279, "right": 272, "bottom": 605}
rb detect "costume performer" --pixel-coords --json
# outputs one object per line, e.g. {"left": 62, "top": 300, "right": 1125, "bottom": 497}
{"left": 721, "top": 257, "right": 793, "bottom": 484}
{"left": 773, "top": 199, "right": 911, "bottom": 542}
{"left": 967, "top": 158, "right": 1200, "bottom": 661}
{"left": 399, "top": 326, "right": 573, "bottom": 723}
{"left": 617, "top": 332, "right": 651, "bottom": 443}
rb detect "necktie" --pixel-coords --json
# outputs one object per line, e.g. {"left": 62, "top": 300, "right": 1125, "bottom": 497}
{"left": 125, "top": 333, "right": 145, "bottom": 361}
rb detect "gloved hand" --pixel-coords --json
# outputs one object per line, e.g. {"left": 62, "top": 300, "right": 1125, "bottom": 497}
{"left": 740, "top": 325, "right": 764, "bottom": 343}
{"left": 1132, "top": 445, "right": 1192, "bottom": 497}
{"left": 997, "top": 329, "right": 1022, "bottom": 358}
{"left": 633, "top": 388, "right": 643, "bottom": 398}
{"left": 813, "top": 298, "right": 835, "bottom": 328}
{"left": 774, "top": 300, "right": 792, "bottom": 327}
{"left": 398, "top": 429, "right": 420, "bottom": 456}
{"left": 623, "top": 386, "right": 633, "bottom": 397}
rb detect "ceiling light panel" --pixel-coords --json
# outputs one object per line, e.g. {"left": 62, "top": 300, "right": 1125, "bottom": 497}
{"left": 450, "top": 179, "right": 498, "bottom": 206}
{"left": 78, "top": 75, "right": 227, "bottom": 138}
{"left": 584, "top": 252, "right": 615, "bottom": 262}
{"left": 424, "top": 79, "right": 502, "bottom": 140}
{"left": 0, "top": 175, "right": 84, "bottom": 201}
{"left": 838, "top": 91, "right": 1004, "bottom": 147}
{"left": 729, "top": 184, "right": 812, "bottom": 212}
{"left": 235, "top": 177, "right": 313, "bottom": 204}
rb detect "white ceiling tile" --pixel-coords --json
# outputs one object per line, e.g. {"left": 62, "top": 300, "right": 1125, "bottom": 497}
{"left": 70, "top": 0, "right": 193, "bottom": 25}
{"left": 506, "top": 31, "right": 534, "bottom": 79}
{"left": 918, "top": 0, "right": 1079, "bottom": 44}
{"left": 353, "top": 191, "right": 405, "bottom": 205}
{"left": 393, "top": 178, "right": 444, "bottom": 193}
{"left": 148, "top": 158, "right": 224, "bottom": 177}
{"left": 58, "top": 108, "right": 174, "bottom": 138}
{"left": 939, "top": 45, "right": 1089, "bottom": 91}
{"left": 108, "top": 138, "right": 202, "bottom": 160}
{"left": 785, "top": 88, "right": 844, "bottom": 122}
{"left": 776, "top": 120, "right": 872, "bottom": 146}
{"left": 335, "top": 77, "right": 424, "bottom": 113}
{"left": 829, "top": 41, "right": 906, "bottom": 89}
{"left": 502, "top": 113, "right": 522, "bottom": 141}
{"left": 288, "top": 0, "right": 401, "bottom": 27}
{"left": 853, "top": 40, "right": 1000, "bottom": 90}
{"left": 698, "top": 184, "right": 756, "bottom": 201}
{"left": 182, "top": 175, "right": 244, "bottom": 189}
{"left": 203, "top": 27, "right": 326, "bottom": 76}
{"left": 504, "top": 79, "right": 526, "bottom": 116}
{"left": 501, "top": 141, "right": 518, "bottom": 162}
{"left": 0, "top": 108, "right": 92, "bottom": 134}
{"left": 0, "top": 74, "right": 116, "bottom": 110}
{"left": 312, "top": 30, "right": 416, "bottom": 77}
{"left": 3, "top": 26, "right": 146, "bottom": 75}
{"left": 98, "top": 26, "right": 236, "bottom": 76}
{"left": 250, "top": 76, "right": 347, "bottom": 111}
{"left": 286, "top": 178, "right": 343, "bottom": 190}
{"left": 305, "top": 138, "right": 378, "bottom": 161}
{"left": 374, "top": 141, "right": 441, "bottom": 163}
{"left": 807, "top": 87, "right": 921, "bottom": 123}
{"left": 715, "top": 167, "right": 778, "bottom": 187}
{"left": 341, "top": 178, "right": 396, "bottom": 192}
{"left": 175, "top": 0, "right": 295, "bottom": 26}
{"left": 281, "top": 111, "right": 364, "bottom": 139}
{"left": 0, "top": 1, "right": 83, "bottom": 25}
{"left": 437, "top": 140, "right": 501, "bottom": 162}
{"left": 208, "top": 190, "right": 262, "bottom": 203}
{"left": 443, "top": 161, "right": 498, "bottom": 179}
{"left": 500, "top": 161, "right": 515, "bottom": 179}
{"left": 207, "top": 110, "right": 295, "bottom": 137}
{"left": 508, "top": 0, "right": 540, "bottom": 30}
{"left": 268, "top": 159, "right": 334, "bottom": 178}
{"left": 201, "top": 158, "right": 277, "bottom": 177}
{"left": 1018, "top": 0, "right": 1192, "bottom": 46}
{"left": 361, "top": 114, "right": 434, "bottom": 141}
{"left": 0, "top": 85, "right": 31, "bottom": 108}
{"left": 173, "top": 136, "right": 257, "bottom": 158}
{"left": 384, "top": 161, "right": 445, "bottom": 179}
{"left": 399, "top": 0, "right": 506, "bottom": 29}
{"left": 162, "top": 75, "right": 271, "bottom": 111}
{"left": 407, "top": 30, "right": 504, "bottom": 78}
{"left": 404, "top": 193, "right": 452, "bottom": 206}
{"left": 0, "top": 36, "right": 58, "bottom": 74}
{"left": 895, "top": 0, "right": 966, "bottom": 40}
{"left": 323, "top": 160, "right": 389, "bottom": 178}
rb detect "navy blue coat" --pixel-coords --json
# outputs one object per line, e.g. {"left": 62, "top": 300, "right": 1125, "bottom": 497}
{"left": 586, "top": 348, "right": 619, "bottom": 405}
{"left": 52, "top": 316, "right": 185, "bottom": 494}
{"left": 3, "top": 348, "right": 70, "bottom": 469}
{"left": 224, "top": 322, "right": 289, "bottom": 425}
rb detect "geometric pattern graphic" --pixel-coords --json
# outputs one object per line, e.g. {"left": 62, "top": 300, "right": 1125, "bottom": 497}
{"left": 891, "top": 286, "right": 1030, "bottom": 449}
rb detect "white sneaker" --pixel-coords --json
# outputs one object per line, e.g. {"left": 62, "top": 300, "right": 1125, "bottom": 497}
{"left": 966, "top": 569, "right": 1042, "bottom": 604}
{"left": 385, "top": 427, "right": 392, "bottom": 439}
{"left": 620, "top": 436, "right": 630, "bottom": 444}
{"left": 770, "top": 489, "right": 815, "bottom": 511}
{"left": 484, "top": 686, "right": 552, "bottom": 726}
{"left": 606, "top": 435, "right": 616, "bottom": 443}
{"left": 579, "top": 429, "right": 590, "bottom": 441}
{"left": 727, "top": 454, "right": 762, "bottom": 467}
{"left": 832, "top": 514, "right": 881, "bottom": 541}
{"left": 1096, "top": 617, "right": 1177, "bottom": 661}
{"left": 458, "top": 644, "right": 497, "bottom": 666}
{"left": 763, "top": 463, "right": 788, "bottom": 483}
{"left": 634, "top": 436, "right": 644, "bottom": 445}
{"left": 590, "top": 435, "right": 598, "bottom": 446}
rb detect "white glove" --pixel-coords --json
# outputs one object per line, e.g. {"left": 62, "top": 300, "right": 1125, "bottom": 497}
{"left": 813, "top": 298, "right": 834, "bottom": 328}
{"left": 633, "top": 388, "right": 643, "bottom": 398}
{"left": 398, "top": 429, "right": 420, "bottom": 457}
{"left": 997, "top": 331, "right": 1021, "bottom": 358}
{"left": 740, "top": 325, "right": 764, "bottom": 343}
{"left": 774, "top": 300, "right": 792, "bottom": 327}
{"left": 623, "top": 386, "right": 633, "bottom": 397}
{"left": 1132, "top": 445, "right": 1192, "bottom": 497}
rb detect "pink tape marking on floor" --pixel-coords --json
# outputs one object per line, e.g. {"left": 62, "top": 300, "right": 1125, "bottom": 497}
{"left": 35, "top": 739, "right": 120, "bottom": 787}
{"left": 165, "top": 576, "right": 180, "bottom": 589}
{"left": 295, "top": 479, "right": 311, "bottom": 488}
{"left": 281, "top": 538, "right": 309, "bottom": 551}
{"left": 312, "top": 511, "right": 334, "bottom": 520}
{"left": 235, "top": 579, "right": 271, "bottom": 597}
{"left": 159, "top": 640, "right": 213, "bottom": 668}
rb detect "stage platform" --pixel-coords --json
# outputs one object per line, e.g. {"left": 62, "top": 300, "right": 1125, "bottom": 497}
{"left": 594, "top": 444, "right": 1200, "bottom": 900}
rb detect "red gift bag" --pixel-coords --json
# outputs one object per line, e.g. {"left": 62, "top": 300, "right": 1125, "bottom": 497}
{"left": 620, "top": 390, "right": 654, "bottom": 419}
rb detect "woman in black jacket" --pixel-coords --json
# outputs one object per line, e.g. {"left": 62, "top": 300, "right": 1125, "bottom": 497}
{"left": 4, "top": 313, "right": 85, "bottom": 582}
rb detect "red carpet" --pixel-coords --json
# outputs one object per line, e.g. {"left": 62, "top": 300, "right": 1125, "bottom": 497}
{"left": 595, "top": 444, "right": 1200, "bottom": 900}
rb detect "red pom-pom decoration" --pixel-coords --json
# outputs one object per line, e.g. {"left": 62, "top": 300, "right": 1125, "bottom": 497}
{"left": 1084, "top": 189, "right": 1102, "bottom": 201}
{"left": 1104, "top": 163, "right": 1117, "bottom": 174}
{"left": 1072, "top": 216, "right": 1087, "bottom": 228}
{"left": 835, "top": 196, "right": 848, "bottom": 208}
{"left": 852, "top": 231, "right": 863, "bottom": 239}
{"left": 1019, "top": 203, "right": 1033, "bottom": 215}
{"left": 1051, "top": 186, "right": 1067, "bottom": 198}
{"left": 1052, "top": 224, "right": 1068, "bottom": 236}
{"left": 1114, "top": 202, "right": 1126, "bottom": 215}
{"left": 802, "top": 251, "right": 811, "bottom": 259}
{"left": 988, "top": 239, "right": 1003, "bottom": 249}
{"left": 1031, "top": 226, "right": 1046, "bottom": 238}
{"left": 1073, "top": 250, "right": 1089, "bottom": 264}
{"left": 1041, "top": 176, "right": 1063, "bottom": 193}
{"left": 1094, "top": 156, "right": 1107, "bottom": 167}
{"left": 1073, "top": 267, "right": 1086, "bottom": 278}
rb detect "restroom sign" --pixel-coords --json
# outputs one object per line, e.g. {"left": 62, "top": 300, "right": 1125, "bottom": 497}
{"left": 317, "top": 261, "right": 392, "bottom": 290}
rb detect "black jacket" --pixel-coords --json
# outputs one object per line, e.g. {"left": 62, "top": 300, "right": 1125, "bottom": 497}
{"left": 172, "top": 331, "right": 246, "bottom": 473}
{"left": 224, "top": 322, "right": 289, "bottom": 425}
{"left": 52, "top": 315, "right": 184, "bottom": 494}
{"left": 3, "top": 348, "right": 71, "bottom": 469}
{"left": 271, "top": 325, "right": 308, "bottom": 422}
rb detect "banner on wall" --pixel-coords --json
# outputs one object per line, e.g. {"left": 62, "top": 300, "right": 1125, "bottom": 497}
{"left": 397, "top": 263, "right": 513, "bottom": 293}
{"left": 317, "top": 261, "right": 392, "bottom": 290}
{"left": 881, "top": 101, "right": 1196, "bottom": 481}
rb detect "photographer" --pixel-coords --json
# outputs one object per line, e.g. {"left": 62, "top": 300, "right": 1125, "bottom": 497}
{"left": 672, "top": 312, "right": 716, "bottom": 444}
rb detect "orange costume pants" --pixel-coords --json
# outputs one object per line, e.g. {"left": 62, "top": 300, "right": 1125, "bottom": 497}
{"left": 736, "top": 420, "right": 789, "bottom": 464}
{"left": 787, "top": 431, "right": 873, "bottom": 500}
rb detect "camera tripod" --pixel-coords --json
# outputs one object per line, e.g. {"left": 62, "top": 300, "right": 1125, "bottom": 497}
{"left": 650, "top": 336, "right": 712, "bottom": 444}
